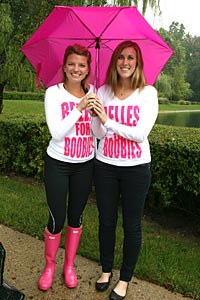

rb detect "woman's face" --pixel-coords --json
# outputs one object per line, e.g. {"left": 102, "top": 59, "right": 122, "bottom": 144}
{"left": 116, "top": 47, "right": 137, "bottom": 79}
{"left": 63, "top": 53, "right": 89, "bottom": 83}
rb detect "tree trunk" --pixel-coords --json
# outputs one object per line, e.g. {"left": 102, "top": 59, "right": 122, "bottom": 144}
{"left": 0, "top": 82, "right": 6, "bottom": 114}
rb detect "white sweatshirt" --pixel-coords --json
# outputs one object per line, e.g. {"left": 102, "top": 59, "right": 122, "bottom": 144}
{"left": 45, "top": 83, "right": 95, "bottom": 163}
{"left": 91, "top": 84, "right": 158, "bottom": 166}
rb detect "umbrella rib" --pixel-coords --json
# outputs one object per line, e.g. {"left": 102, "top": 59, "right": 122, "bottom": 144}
{"left": 70, "top": 9, "right": 96, "bottom": 39}
{"left": 70, "top": 7, "right": 126, "bottom": 47}
{"left": 98, "top": 8, "right": 125, "bottom": 38}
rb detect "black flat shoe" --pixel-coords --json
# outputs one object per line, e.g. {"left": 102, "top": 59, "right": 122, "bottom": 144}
{"left": 109, "top": 282, "right": 128, "bottom": 300}
{"left": 109, "top": 289, "right": 125, "bottom": 300}
{"left": 95, "top": 272, "right": 113, "bottom": 292}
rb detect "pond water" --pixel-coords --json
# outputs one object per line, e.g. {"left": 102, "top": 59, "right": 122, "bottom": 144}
{"left": 156, "top": 111, "right": 200, "bottom": 128}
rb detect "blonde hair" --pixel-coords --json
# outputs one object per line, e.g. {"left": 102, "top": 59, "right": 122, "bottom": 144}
{"left": 62, "top": 44, "right": 92, "bottom": 93}
{"left": 105, "top": 40, "right": 146, "bottom": 93}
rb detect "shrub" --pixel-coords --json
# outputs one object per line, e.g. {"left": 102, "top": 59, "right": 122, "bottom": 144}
{"left": 158, "top": 97, "right": 170, "bottom": 104}
{"left": 178, "top": 100, "right": 191, "bottom": 105}
{"left": 0, "top": 119, "right": 49, "bottom": 180}
{"left": 148, "top": 125, "right": 200, "bottom": 215}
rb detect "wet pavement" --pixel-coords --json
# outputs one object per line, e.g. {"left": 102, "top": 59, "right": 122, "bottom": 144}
{"left": 0, "top": 224, "right": 189, "bottom": 300}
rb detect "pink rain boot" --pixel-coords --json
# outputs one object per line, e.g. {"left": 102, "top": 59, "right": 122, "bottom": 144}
{"left": 38, "top": 229, "right": 61, "bottom": 291}
{"left": 63, "top": 225, "right": 82, "bottom": 288}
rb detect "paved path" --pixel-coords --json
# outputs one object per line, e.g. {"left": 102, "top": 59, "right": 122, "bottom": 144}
{"left": 159, "top": 109, "right": 200, "bottom": 113}
{"left": 0, "top": 224, "right": 189, "bottom": 300}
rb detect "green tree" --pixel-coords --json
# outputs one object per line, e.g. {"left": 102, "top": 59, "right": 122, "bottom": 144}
{"left": 0, "top": 3, "right": 13, "bottom": 113}
{"left": 0, "top": 0, "right": 57, "bottom": 112}
{"left": 184, "top": 34, "right": 200, "bottom": 102}
{"left": 157, "top": 23, "right": 190, "bottom": 101}
{"left": 155, "top": 74, "right": 172, "bottom": 99}
{"left": 110, "top": 0, "right": 160, "bottom": 15}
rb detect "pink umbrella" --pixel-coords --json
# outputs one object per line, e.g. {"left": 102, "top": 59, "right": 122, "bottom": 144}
{"left": 21, "top": 6, "right": 173, "bottom": 89}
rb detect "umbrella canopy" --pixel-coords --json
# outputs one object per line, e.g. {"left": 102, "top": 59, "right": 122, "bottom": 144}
{"left": 21, "top": 6, "right": 173, "bottom": 89}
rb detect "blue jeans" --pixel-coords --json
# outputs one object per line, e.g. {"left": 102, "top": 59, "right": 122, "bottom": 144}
{"left": 44, "top": 154, "right": 94, "bottom": 233}
{"left": 94, "top": 159, "right": 151, "bottom": 282}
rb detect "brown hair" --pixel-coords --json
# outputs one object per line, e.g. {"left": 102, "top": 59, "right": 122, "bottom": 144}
{"left": 105, "top": 40, "right": 146, "bottom": 93}
{"left": 62, "top": 44, "right": 92, "bottom": 92}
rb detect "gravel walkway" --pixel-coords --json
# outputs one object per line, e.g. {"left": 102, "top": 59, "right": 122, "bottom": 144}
{"left": 0, "top": 224, "right": 188, "bottom": 300}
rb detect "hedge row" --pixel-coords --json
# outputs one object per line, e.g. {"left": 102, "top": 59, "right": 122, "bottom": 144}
{"left": 148, "top": 126, "right": 200, "bottom": 214}
{"left": 3, "top": 91, "right": 44, "bottom": 101}
{"left": 0, "top": 118, "right": 199, "bottom": 216}
{"left": 4, "top": 91, "right": 198, "bottom": 105}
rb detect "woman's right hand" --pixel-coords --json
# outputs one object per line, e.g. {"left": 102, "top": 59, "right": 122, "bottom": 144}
{"left": 89, "top": 98, "right": 108, "bottom": 125}
{"left": 76, "top": 94, "right": 90, "bottom": 113}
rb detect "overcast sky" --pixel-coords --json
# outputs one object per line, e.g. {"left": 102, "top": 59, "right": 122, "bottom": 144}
{"left": 142, "top": 0, "right": 199, "bottom": 36}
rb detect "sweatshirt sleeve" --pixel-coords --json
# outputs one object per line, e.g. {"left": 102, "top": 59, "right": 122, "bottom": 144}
{"left": 45, "top": 87, "right": 82, "bottom": 141}
{"left": 104, "top": 86, "right": 158, "bottom": 143}
{"left": 91, "top": 116, "right": 107, "bottom": 139}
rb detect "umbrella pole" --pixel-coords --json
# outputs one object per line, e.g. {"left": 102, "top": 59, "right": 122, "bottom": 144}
{"left": 94, "top": 38, "right": 100, "bottom": 91}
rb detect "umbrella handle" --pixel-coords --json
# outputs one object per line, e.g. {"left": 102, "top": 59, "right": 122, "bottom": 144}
{"left": 94, "top": 37, "right": 100, "bottom": 89}
{"left": 95, "top": 38, "right": 100, "bottom": 49}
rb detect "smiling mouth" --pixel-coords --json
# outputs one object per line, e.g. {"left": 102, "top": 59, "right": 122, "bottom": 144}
{"left": 71, "top": 73, "right": 81, "bottom": 77}
{"left": 120, "top": 67, "right": 130, "bottom": 71}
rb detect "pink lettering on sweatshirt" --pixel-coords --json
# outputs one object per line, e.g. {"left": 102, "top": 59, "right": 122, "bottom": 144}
{"left": 103, "top": 105, "right": 142, "bottom": 159}
{"left": 103, "top": 134, "right": 141, "bottom": 159}
{"left": 105, "top": 105, "right": 140, "bottom": 126}
{"left": 61, "top": 101, "right": 94, "bottom": 158}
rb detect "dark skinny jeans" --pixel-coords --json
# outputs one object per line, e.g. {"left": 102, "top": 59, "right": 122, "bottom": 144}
{"left": 94, "top": 159, "right": 151, "bottom": 282}
{"left": 44, "top": 154, "right": 94, "bottom": 234}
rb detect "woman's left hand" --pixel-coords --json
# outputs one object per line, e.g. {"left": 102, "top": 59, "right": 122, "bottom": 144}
{"left": 86, "top": 94, "right": 98, "bottom": 117}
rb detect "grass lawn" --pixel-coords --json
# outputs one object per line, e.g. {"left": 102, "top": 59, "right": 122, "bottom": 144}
{"left": 0, "top": 100, "right": 45, "bottom": 119}
{"left": 1, "top": 100, "right": 200, "bottom": 119}
{"left": 159, "top": 104, "right": 200, "bottom": 111}
{"left": 0, "top": 175, "right": 199, "bottom": 299}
